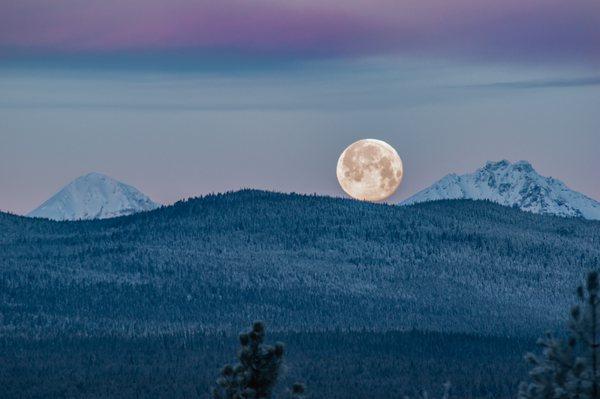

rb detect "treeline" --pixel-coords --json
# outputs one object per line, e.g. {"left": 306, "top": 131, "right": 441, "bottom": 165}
{"left": 0, "top": 329, "right": 531, "bottom": 399}
{"left": 1, "top": 191, "right": 600, "bottom": 338}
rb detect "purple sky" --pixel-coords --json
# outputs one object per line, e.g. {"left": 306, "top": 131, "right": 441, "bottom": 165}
{"left": 1, "top": 1, "right": 599, "bottom": 214}
{"left": 2, "top": 0, "right": 599, "bottom": 62}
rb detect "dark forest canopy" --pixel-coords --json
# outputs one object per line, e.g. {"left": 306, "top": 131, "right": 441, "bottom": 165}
{"left": 1, "top": 190, "right": 599, "bottom": 338}
{"left": 0, "top": 329, "right": 531, "bottom": 399}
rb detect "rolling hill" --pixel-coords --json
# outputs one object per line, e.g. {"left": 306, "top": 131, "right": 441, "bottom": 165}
{"left": 2, "top": 190, "right": 599, "bottom": 339}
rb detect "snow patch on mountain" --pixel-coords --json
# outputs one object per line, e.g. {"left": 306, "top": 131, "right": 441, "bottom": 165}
{"left": 402, "top": 160, "right": 600, "bottom": 220}
{"left": 28, "top": 172, "right": 159, "bottom": 221}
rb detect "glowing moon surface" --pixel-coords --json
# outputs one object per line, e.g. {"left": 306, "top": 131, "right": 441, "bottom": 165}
{"left": 336, "top": 139, "right": 403, "bottom": 202}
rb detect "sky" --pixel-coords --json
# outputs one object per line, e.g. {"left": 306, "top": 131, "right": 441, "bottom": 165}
{"left": 1, "top": 0, "right": 599, "bottom": 214}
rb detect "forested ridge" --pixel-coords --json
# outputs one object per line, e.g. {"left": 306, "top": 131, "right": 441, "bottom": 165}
{"left": 2, "top": 190, "right": 600, "bottom": 398}
{"left": 1, "top": 190, "right": 599, "bottom": 338}
{"left": 0, "top": 329, "right": 531, "bottom": 398}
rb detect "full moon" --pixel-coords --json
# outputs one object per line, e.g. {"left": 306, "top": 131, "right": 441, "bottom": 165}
{"left": 336, "top": 139, "right": 403, "bottom": 202}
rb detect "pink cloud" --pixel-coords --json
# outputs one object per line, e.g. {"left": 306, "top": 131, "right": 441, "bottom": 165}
{"left": 1, "top": 0, "right": 599, "bottom": 62}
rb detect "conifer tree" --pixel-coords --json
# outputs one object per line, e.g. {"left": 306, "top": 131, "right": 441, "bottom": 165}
{"left": 289, "top": 383, "right": 306, "bottom": 399}
{"left": 519, "top": 271, "right": 600, "bottom": 399}
{"left": 212, "top": 321, "right": 285, "bottom": 399}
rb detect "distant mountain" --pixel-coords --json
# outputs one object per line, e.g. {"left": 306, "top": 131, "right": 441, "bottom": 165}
{"left": 3, "top": 190, "right": 600, "bottom": 339}
{"left": 28, "top": 172, "right": 159, "bottom": 220}
{"left": 403, "top": 160, "right": 600, "bottom": 220}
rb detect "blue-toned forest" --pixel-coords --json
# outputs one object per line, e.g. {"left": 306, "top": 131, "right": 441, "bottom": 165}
{"left": 2, "top": 190, "right": 600, "bottom": 398}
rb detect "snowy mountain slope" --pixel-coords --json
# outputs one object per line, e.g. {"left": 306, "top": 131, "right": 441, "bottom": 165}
{"left": 402, "top": 160, "right": 600, "bottom": 220}
{"left": 28, "top": 172, "right": 159, "bottom": 220}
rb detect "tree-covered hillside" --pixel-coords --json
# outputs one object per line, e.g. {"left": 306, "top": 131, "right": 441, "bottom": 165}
{"left": 1, "top": 190, "right": 599, "bottom": 338}
{"left": 0, "top": 329, "right": 531, "bottom": 399}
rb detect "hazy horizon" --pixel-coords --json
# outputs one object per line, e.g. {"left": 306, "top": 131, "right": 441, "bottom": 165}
{"left": 1, "top": 0, "right": 599, "bottom": 215}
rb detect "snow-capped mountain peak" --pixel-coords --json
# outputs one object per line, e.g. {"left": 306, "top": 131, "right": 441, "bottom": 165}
{"left": 28, "top": 172, "right": 159, "bottom": 221}
{"left": 402, "top": 160, "right": 600, "bottom": 220}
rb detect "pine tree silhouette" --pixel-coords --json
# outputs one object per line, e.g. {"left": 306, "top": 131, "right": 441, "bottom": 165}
{"left": 289, "top": 383, "right": 306, "bottom": 399}
{"left": 212, "top": 321, "right": 285, "bottom": 399}
{"left": 519, "top": 271, "right": 600, "bottom": 399}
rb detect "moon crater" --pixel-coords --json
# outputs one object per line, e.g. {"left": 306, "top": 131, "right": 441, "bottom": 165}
{"left": 336, "top": 139, "right": 403, "bottom": 202}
